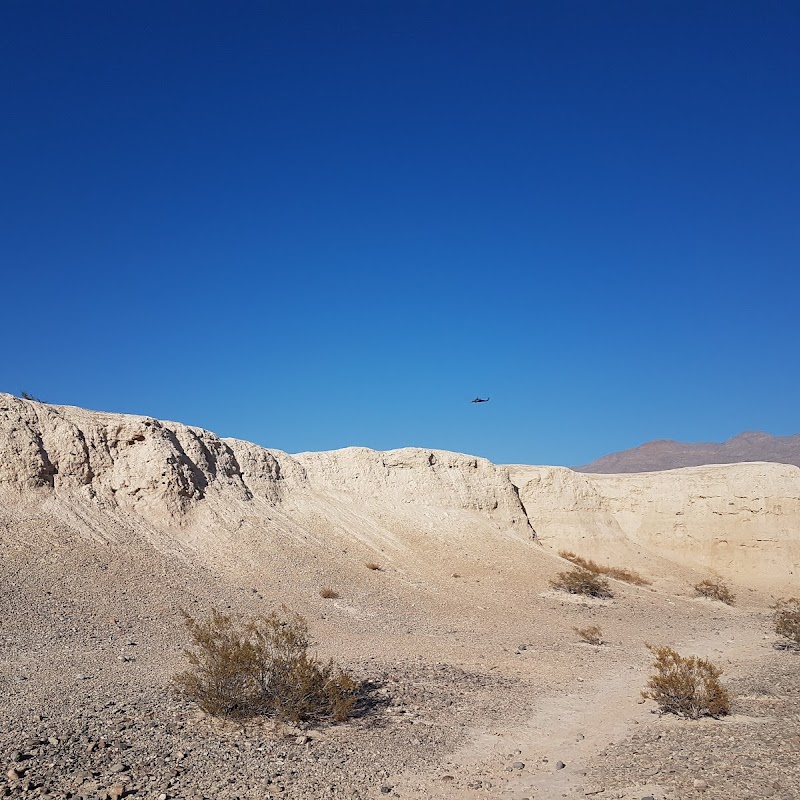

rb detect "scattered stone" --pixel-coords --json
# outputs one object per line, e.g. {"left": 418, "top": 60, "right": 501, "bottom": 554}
{"left": 556, "top": 760, "right": 566, "bottom": 770}
{"left": 511, "top": 761, "right": 525, "bottom": 770}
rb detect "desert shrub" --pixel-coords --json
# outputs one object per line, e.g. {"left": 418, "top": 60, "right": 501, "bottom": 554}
{"left": 694, "top": 579, "right": 735, "bottom": 606}
{"left": 365, "top": 562, "right": 383, "bottom": 571}
{"left": 773, "top": 598, "right": 800, "bottom": 650}
{"left": 20, "top": 390, "right": 46, "bottom": 403}
{"left": 642, "top": 645, "right": 730, "bottom": 719}
{"left": 574, "top": 625, "right": 604, "bottom": 645}
{"left": 550, "top": 567, "right": 613, "bottom": 598}
{"left": 174, "top": 608, "right": 357, "bottom": 723}
{"left": 558, "top": 550, "right": 650, "bottom": 586}
{"left": 319, "top": 587, "right": 340, "bottom": 599}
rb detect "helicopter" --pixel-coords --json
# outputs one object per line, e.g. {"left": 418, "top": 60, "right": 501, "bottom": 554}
{"left": 471, "top": 397, "right": 490, "bottom": 403}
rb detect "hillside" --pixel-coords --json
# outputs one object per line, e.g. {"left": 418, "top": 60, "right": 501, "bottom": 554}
{"left": 1, "top": 393, "right": 799, "bottom": 800}
{"left": 574, "top": 430, "right": 800, "bottom": 473}
{"left": 2, "top": 393, "right": 797, "bottom": 591}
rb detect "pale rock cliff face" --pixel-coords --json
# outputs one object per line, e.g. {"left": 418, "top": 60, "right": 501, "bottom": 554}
{"left": 293, "top": 447, "right": 528, "bottom": 522}
{"left": 509, "top": 464, "right": 800, "bottom": 589}
{"left": 1, "top": 394, "right": 798, "bottom": 590}
{"left": 0, "top": 394, "right": 532, "bottom": 555}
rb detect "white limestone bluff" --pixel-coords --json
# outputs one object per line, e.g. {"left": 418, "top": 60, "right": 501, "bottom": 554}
{"left": 0, "top": 393, "right": 797, "bottom": 591}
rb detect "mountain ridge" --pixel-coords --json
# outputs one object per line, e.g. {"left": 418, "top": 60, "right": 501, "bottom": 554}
{"left": 574, "top": 430, "right": 800, "bottom": 473}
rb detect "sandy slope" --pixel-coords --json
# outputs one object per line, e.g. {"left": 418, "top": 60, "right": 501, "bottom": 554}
{"left": 1, "top": 394, "right": 798, "bottom": 799}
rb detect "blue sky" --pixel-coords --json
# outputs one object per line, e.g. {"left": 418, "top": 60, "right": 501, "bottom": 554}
{"left": 2, "top": 1, "right": 798, "bottom": 466}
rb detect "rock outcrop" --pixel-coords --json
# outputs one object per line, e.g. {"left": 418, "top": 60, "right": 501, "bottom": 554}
{"left": 510, "top": 463, "right": 800, "bottom": 589}
{"left": 1, "top": 394, "right": 798, "bottom": 591}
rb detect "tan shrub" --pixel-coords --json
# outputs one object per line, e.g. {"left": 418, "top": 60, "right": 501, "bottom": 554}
{"left": 558, "top": 550, "right": 650, "bottom": 586}
{"left": 574, "top": 625, "right": 604, "bottom": 645}
{"left": 773, "top": 597, "right": 800, "bottom": 650}
{"left": 319, "top": 587, "right": 340, "bottom": 599}
{"left": 551, "top": 567, "right": 613, "bottom": 598}
{"left": 694, "top": 579, "right": 735, "bottom": 606}
{"left": 174, "top": 608, "right": 357, "bottom": 724}
{"left": 642, "top": 645, "right": 730, "bottom": 719}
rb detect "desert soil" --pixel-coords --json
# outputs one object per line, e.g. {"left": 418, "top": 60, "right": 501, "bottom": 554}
{"left": 1, "top": 395, "right": 798, "bottom": 799}
{"left": 1, "top": 533, "right": 797, "bottom": 800}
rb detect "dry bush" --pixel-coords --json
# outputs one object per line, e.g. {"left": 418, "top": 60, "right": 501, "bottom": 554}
{"left": 319, "top": 587, "right": 340, "bottom": 599}
{"left": 174, "top": 608, "right": 357, "bottom": 724}
{"left": 642, "top": 645, "right": 730, "bottom": 719}
{"left": 773, "top": 598, "right": 800, "bottom": 650}
{"left": 574, "top": 625, "right": 604, "bottom": 645}
{"left": 365, "top": 562, "right": 383, "bottom": 571}
{"left": 558, "top": 550, "right": 650, "bottom": 586}
{"left": 550, "top": 567, "right": 613, "bottom": 598}
{"left": 694, "top": 579, "right": 736, "bottom": 606}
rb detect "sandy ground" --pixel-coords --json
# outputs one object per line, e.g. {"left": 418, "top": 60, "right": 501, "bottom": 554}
{"left": 1, "top": 525, "right": 797, "bottom": 800}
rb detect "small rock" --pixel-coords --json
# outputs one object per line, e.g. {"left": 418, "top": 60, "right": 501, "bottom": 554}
{"left": 109, "top": 762, "right": 128, "bottom": 774}
{"left": 511, "top": 761, "right": 525, "bottom": 770}
{"left": 380, "top": 787, "right": 392, "bottom": 795}
{"left": 6, "top": 768, "right": 21, "bottom": 781}
{"left": 109, "top": 784, "right": 125, "bottom": 800}
{"left": 556, "top": 761, "right": 566, "bottom": 770}
{"left": 693, "top": 779, "right": 708, "bottom": 790}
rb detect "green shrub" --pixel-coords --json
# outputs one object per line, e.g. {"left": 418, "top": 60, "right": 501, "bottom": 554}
{"left": 642, "top": 645, "right": 730, "bottom": 719}
{"left": 694, "top": 579, "right": 735, "bottom": 606}
{"left": 550, "top": 567, "right": 613, "bottom": 598}
{"left": 174, "top": 608, "right": 357, "bottom": 724}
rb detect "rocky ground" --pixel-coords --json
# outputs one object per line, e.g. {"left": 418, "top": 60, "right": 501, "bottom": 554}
{"left": 2, "top": 538, "right": 797, "bottom": 800}
{"left": 0, "top": 661, "right": 529, "bottom": 800}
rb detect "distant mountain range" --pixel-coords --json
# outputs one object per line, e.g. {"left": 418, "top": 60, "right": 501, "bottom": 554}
{"left": 574, "top": 431, "right": 800, "bottom": 473}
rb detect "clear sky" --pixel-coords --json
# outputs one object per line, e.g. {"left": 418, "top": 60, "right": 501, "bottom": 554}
{"left": 2, "top": 1, "right": 798, "bottom": 466}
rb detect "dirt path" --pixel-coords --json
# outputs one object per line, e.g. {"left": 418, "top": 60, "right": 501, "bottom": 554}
{"left": 399, "top": 617, "right": 768, "bottom": 800}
